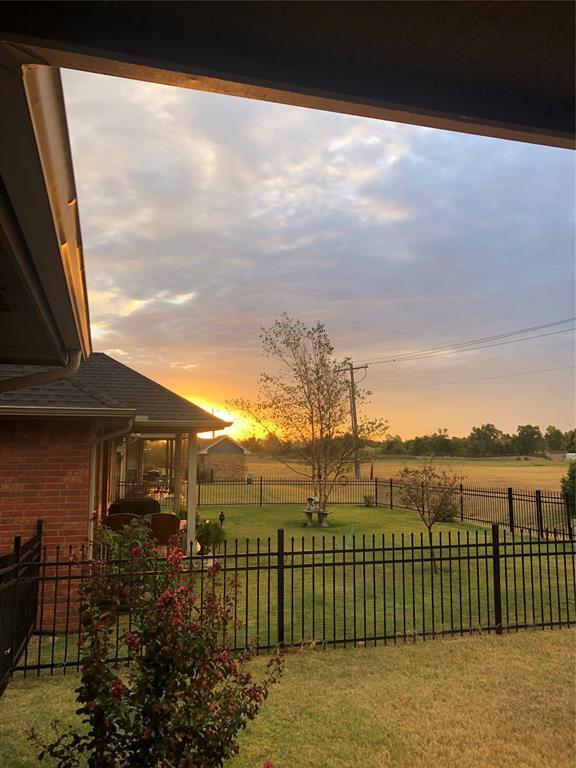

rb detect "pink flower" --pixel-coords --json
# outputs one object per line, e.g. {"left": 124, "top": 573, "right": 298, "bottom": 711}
{"left": 124, "top": 632, "right": 140, "bottom": 650}
{"left": 207, "top": 561, "right": 222, "bottom": 577}
{"left": 158, "top": 589, "right": 174, "bottom": 607}
{"left": 131, "top": 546, "right": 142, "bottom": 558}
{"left": 111, "top": 678, "right": 126, "bottom": 700}
{"left": 264, "top": 761, "right": 274, "bottom": 768}
{"left": 172, "top": 615, "right": 183, "bottom": 627}
{"left": 216, "top": 650, "right": 229, "bottom": 663}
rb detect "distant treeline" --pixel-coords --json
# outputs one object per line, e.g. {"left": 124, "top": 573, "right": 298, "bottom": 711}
{"left": 240, "top": 424, "right": 576, "bottom": 459}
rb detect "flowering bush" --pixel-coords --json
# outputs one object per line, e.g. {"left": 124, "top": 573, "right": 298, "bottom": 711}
{"left": 32, "top": 525, "right": 282, "bottom": 767}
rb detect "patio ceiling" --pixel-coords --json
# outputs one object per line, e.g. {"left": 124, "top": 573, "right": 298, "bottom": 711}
{"left": 0, "top": 2, "right": 573, "bottom": 148}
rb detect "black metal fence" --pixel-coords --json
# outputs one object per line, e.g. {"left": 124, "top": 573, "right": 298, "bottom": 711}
{"left": 0, "top": 522, "right": 42, "bottom": 693}
{"left": 195, "top": 477, "right": 573, "bottom": 539}
{"left": 7, "top": 525, "right": 575, "bottom": 681}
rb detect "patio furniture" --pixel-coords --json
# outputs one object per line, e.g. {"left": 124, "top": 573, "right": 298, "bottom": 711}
{"left": 317, "top": 509, "right": 331, "bottom": 528}
{"left": 102, "top": 512, "right": 139, "bottom": 534}
{"left": 148, "top": 512, "right": 180, "bottom": 546}
{"left": 108, "top": 497, "right": 161, "bottom": 516}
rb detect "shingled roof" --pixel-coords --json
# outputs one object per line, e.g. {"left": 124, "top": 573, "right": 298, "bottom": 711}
{"left": 0, "top": 353, "right": 229, "bottom": 430}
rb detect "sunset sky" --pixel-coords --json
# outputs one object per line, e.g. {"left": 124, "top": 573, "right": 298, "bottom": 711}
{"left": 62, "top": 70, "right": 575, "bottom": 440}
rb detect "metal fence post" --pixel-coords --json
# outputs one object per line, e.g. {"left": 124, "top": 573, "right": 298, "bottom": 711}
{"left": 390, "top": 479, "right": 394, "bottom": 509}
{"left": 535, "top": 490, "right": 544, "bottom": 538}
{"left": 374, "top": 477, "right": 378, "bottom": 507}
{"left": 277, "top": 529, "right": 285, "bottom": 646}
{"left": 507, "top": 488, "right": 515, "bottom": 533}
{"left": 491, "top": 524, "right": 502, "bottom": 635}
{"left": 259, "top": 476, "right": 263, "bottom": 507}
{"left": 460, "top": 483, "right": 464, "bottom": 521}
{"left": 9, "top": 536, "right": 22, "bottom": 673}
{"left": 565, "top": 492, "right": 574, "bottom": 541}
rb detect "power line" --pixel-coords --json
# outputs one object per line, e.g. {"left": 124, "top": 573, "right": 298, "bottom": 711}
{"left": 356, "top": 318, "right": 575, "bottom": 364}
{"left": 374, "top": 364, "right": 575, "bottom": 390}
{"left": 355, "top": 326, "right": 575, "bottom": 367}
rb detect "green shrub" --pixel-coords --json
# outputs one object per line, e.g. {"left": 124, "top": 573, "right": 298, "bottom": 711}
{"left": 561, "top": 461, "right": 576, "bottom": 518}
{"left": 435, "top": 494, "right": 457, "bottom": 521}
{"left": 363, "top": 494, "right": 375, "bottom": 508}
{"left": 196, "top": 518, "right": 226, "bottom": 553}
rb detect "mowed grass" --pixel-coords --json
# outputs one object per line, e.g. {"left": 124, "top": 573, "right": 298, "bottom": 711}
{"left": 246, "top": 455, "right": 568, "bottom": 490}
{"left": 203, "top": 504, "right": 484, "bottom": 543}
{"left": 2, "top": 631, "right": 574, "bottom": 768}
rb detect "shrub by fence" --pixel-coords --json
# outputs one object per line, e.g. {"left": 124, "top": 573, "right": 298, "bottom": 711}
{"left": 5, "top": 525, "right": 575, "bottom": 682}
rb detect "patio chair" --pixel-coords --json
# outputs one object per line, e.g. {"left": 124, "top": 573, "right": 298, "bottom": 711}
{"left": 102, "top": 512, "right": 139, "bottom": 533}
{"left": 149, "top": 512, "right": 180, "bottom": 546}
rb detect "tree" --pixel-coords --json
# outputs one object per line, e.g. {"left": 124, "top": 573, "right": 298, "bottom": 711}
{"left": 466, "top": 423, "right": 507, "bottom": 456}
{"left": 395, "top": 463, "right": 463, "bottom": 568}
{"left": 544, "top": 425, "right": 565, "bottom": 452}
{"left": 231, "top": 314, "right": 386, "bottom": 509}
{"left": 514, "top": 424, "right": 544, "bottom": 455}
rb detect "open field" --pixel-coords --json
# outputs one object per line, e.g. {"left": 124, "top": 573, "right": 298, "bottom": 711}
{"left": 246, "top": 455, "right": 569, "bottom": 490}
{"left": 2, "top": 631, "right": 574, "bottom": 768}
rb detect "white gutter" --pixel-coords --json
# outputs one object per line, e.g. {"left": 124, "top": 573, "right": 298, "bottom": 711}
{"left": 87, "top": 417, "right": 134, "bottom": 559}
{"left": 0, "top": 349, "right": 82, "bottom": 393}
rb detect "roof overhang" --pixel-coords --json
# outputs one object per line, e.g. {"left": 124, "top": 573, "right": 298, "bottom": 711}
{"left": 0, "top": 405, "right": 135, "bottom": 419}
{"left": 133, "top": 416, "right": 233, "bottom": 436}
{"left": 0, "top": 43, "right": 91, "bottom": 365}
{"left": 0, "top": 2, "right": 573, "bottom": 149}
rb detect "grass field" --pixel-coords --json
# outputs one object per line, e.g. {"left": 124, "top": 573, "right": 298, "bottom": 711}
{"left": 2, "top": 631, "right": 574, "bottom": 768}
{"left": 246, "top": 455, "right": 568, "bottom": 490}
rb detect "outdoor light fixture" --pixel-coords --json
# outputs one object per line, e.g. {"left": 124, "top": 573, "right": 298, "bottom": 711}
{"left": 219, "top": 510, "right": 225, "bottom": 527}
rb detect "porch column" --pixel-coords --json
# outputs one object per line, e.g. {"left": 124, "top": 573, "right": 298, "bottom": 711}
{"left": 137, "top": 438, "right": 145, "bottom": 482}
{"left": 173, "top": 431, "right": 183, "bottom": 516}
{"left": 186, "top": 431, "right": 197, "bottom": 552}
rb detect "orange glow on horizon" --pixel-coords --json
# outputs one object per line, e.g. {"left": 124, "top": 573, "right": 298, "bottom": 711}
{"left": 184, "top": 396, "right": 266, "bottom": 440}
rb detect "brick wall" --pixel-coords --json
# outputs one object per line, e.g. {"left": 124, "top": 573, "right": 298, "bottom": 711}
{"left": 0, "top": 419, "right": 92, "bottom": 555}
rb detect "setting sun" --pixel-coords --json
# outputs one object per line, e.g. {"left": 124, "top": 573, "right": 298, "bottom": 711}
{"left": 184, "top": 396, "right": 266, "bottom": 440}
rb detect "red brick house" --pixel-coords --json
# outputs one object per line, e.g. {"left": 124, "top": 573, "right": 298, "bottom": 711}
{"left": 0, "top": 353, "right": 229, "bottom": 555}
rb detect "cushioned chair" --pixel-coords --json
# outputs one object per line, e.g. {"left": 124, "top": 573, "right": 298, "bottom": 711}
{"left": 148, "top": 513, "right": 180, "bottom": 546}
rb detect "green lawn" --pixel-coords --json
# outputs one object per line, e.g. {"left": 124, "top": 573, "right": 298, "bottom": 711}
{"left": 2, "top": 631, "right": 574, "bottom": 768}
{"left": 200, "top": 503, "right": 485, "bottom": 543}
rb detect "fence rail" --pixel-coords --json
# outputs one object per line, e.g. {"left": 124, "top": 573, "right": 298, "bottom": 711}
{"left": 0, "top": 522, "right": 42, "bottom": 693}
{"left": 6, "top": 525, "right": 575, "bottom": 681}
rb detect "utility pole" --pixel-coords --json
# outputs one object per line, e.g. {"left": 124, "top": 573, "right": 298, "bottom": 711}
{"left": 337, "top": 362, "right": 368, "bottom": 480}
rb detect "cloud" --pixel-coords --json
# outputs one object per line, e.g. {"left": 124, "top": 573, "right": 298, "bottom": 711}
{"left": 62, "top": 70, "right": 575, "bottom": 436}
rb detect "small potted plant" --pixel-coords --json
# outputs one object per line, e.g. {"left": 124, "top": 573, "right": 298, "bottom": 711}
{"left": 196, "top": 518, "right": 225, "bottom": 557}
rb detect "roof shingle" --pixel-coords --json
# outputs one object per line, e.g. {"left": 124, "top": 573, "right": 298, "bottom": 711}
{"left": 0, "top": 353, "right": 228, "bottom": 428}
